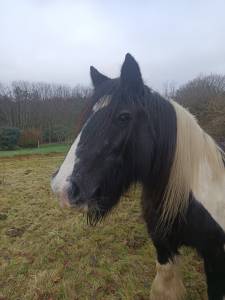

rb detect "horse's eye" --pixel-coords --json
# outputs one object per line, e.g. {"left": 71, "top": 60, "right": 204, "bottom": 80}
{"left": 117, "top": 112, "right": 131, "bottom": 123}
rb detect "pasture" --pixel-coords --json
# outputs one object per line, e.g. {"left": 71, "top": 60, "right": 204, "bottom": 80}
{"left": 0, "top": 144, "right": 70, "bottom": 158}
{"left": 0, "top": 154, "right": 207, "bottom": 299}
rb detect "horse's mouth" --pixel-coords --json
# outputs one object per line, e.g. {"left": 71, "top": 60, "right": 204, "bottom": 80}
{"left": 68, "top": 186, "right": 101, "bottom": 213}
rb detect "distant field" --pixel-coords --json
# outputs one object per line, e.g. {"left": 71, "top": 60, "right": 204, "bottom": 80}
{"left": 0, "top": 143, "right": 70, "bottom": 158}
{"left": 0, "top": 154, "right": 207, "bottom": 300}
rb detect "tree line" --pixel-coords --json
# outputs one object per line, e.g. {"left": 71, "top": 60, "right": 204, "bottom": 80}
{"left": 0, "top": 81, "right": 90, "bottom": 147}
{"left": 0, "top": 73, "right": 224, "bottom": 150}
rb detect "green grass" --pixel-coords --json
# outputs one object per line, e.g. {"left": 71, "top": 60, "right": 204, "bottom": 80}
{"left": 0, "top": 154, "right": 207, "bottom": 300}
{"left": 0, "top": 143, "right": 70, "bottom": 158}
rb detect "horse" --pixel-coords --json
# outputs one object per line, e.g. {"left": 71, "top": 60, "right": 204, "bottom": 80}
{"left": 51, "top": 54, "right": 225, "bottom": 300}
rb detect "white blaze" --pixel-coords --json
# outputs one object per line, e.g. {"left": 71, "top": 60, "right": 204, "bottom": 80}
{"left": 51, "top": 132, "right": 81, "bottom": 196}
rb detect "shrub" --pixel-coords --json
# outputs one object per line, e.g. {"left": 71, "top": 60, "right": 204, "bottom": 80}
{"left": 0, "top": 127, "right": 21, "bottom": 150}
{"left": 19, "top": 129, "right": 42, "bottom": 148}
{"left": 43, "top": 125, "right": 70, "bottom": 143}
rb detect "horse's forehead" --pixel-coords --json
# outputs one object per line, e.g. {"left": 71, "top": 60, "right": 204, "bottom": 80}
{"left": 78, "top": 95, "right": 112, "bottom": 140}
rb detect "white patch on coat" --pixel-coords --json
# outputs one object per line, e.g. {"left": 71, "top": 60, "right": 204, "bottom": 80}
{"left": 194, "top": 162, "right": 225, "bottom": 231}
{"left": 51, "top": 132, "right": 81, "bottom": 201}
{"left": 93, "top": 95, "right": 111, "bottom": 112}
{"left": 163, "top": 100, "right": 225, "bottom": 232}
{"left": 150, "top": 257, "right": 186, "bottom": 300}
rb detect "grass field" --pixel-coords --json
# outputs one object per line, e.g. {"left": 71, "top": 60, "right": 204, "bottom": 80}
{"left": 0, "top": 144, "right": 70, "bottom": 158}
{"left": 0, "top": 154, "right": 207, "bottom": 300}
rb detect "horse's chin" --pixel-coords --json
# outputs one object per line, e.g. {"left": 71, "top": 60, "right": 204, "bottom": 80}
{"left": 72, "top": 203, "right": 89, "bottom": 213}
{"left": 58, "top": 197, "right": 89, "bottom": 212}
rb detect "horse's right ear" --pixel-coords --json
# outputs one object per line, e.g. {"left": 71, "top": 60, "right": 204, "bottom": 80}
{"left": 90, "top": 66, "right": 110, "bottom": 88}
{"left": 120, "top": 53, "right": 144, "bottom": 95}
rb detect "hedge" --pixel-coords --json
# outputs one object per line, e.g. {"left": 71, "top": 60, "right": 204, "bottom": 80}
{"left": 0, "top": 127, "right": 21, "bottom": 150}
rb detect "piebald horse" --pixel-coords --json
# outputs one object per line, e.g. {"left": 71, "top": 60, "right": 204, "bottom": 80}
{"left": 51, "top": 54, "right": 225, "bottom": 300}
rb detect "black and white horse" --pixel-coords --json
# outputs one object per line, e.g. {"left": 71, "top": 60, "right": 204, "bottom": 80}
{"left": 51, "top": 54, "right": 225, "bottom": 300}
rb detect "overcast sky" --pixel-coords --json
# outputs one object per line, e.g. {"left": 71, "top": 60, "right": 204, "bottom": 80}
{"left": 0, "top": 0, "right": 225, "bottom": 91}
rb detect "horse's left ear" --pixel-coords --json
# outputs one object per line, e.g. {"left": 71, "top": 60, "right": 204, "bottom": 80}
{"left": 120, "top": 53, "right": 144, "bottom": 94}
{"left": 90, "top": 66, "right": 110, "bottom": 88}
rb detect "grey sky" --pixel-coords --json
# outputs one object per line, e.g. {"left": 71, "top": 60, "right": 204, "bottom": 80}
{"left": 0, "top": 0, "right": 225, "bottom": 91}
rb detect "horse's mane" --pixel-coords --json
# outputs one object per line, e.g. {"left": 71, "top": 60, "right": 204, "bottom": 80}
{"left": 160, "top": 100, "right": 225, "bottom": 228}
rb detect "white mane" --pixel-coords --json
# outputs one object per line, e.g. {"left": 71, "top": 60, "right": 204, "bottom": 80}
{"left": 161, "top": 100, "right": 225, "bottom": 230}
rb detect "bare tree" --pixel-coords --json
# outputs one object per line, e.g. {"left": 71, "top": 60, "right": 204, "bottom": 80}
{"left": 0, "top": 81, "right": 90, "bottom": 143}
{"left": 162, "top": 81, "right": 177, "bottom": 99}
{"left": 175, "top": 74, "right": 225, "bottom": 141}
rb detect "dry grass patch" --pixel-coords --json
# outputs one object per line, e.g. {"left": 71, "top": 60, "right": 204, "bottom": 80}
{"left": 0, "top": 155, "right": 207, "bottom": 299}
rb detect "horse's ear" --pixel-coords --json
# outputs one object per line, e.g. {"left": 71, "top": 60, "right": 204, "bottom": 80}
{"left": 90, "top": 66, "right": 110, "bottom": 88}
{"left": 120, "top": 53, "right": 144, "bottom": 94}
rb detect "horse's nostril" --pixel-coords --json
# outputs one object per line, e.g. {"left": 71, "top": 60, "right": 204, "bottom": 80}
{"left": 73, "top": 182, "right": 80, "bottom": 197}
{"left": 68, "top": 182, "right": 80, "bottom": 203}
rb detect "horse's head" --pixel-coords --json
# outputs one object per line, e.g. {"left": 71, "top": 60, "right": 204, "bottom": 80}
{"left": 51, "top": 54, "right": 155, "bottom": 224}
